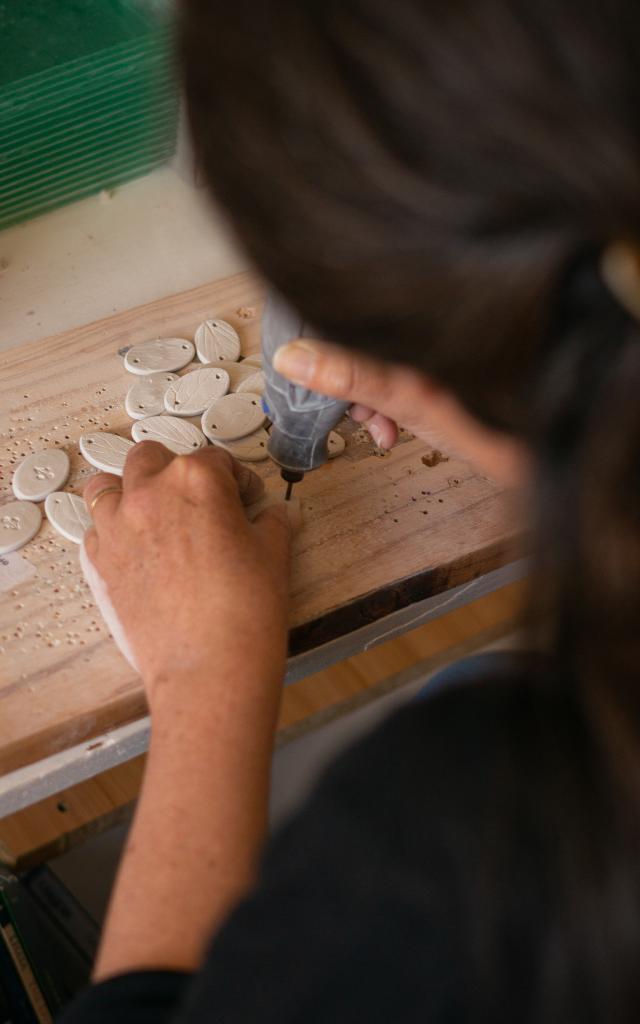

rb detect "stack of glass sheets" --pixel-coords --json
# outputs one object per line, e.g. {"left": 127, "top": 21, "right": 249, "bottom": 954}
{"left": 0, "top": 0, "right": 178, "bottom": 230}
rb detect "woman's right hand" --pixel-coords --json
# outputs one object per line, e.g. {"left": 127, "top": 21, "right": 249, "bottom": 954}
{"left": 273, "top": 338, "right": 527, "bottom": 485}
{"left": 274, "top": 338, "right": 437, "bottom": 450}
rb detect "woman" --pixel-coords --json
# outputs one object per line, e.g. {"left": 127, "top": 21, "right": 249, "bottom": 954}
{"left": 62, "top": 0, "right": 640, "bottom": 1020}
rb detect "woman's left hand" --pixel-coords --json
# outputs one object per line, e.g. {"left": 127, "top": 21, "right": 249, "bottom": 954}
{"left": 83, "top": 441, "right": 291, "bottom": 711}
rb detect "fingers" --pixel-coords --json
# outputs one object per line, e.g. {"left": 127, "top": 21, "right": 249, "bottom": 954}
{"left": 349, "top": 405, "right": 397, "bottom": 450}
{"left": 228, "top": 458, "right": 265, "bottom": 506}
{"left": 273, "top": 338, "right": 437, "bottom": 433}
{"left": 247, "top": 493, "right": 301, "bottom": 532}
{"left": 273, "top": 338, "right": 392, "bottom": 405}
{"left": 202, "top": 447, "right": 264, "bottom": 505}
{"left": 251, "top": 501, "right": 293, "bottom": 569}
{"left": 349, "top": 404, "right": 374, "bottom": 422}
{"left": 83, "top": 472, "right": 123, "bottom": 530}
{"left": 123, "top": 439, "right": 263, "bottom": 506}
{"left": 123, "top": 440, "right": 173, "bottom": 489}
{"left": 155, "top": 445, "right": 264, "bottom": 516}
{"left": 362, "top": 412, "right": 398, "bottom": 450}
{"left": 86, "top": 439, "right": 264, "bottom": 541}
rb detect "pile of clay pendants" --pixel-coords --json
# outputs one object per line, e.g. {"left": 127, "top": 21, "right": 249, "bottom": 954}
{"left": 4, "top": 316, "right": 345, "bottom": 555}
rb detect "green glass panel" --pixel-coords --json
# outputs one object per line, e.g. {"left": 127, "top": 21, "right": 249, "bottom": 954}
{"left": 0, "top": 1, "right": 172, "bottom": 86}
{"left": 0, "top": 145, "right": 175, "bottom": 229}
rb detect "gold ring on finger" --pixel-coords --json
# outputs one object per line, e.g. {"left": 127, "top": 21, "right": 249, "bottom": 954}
{"left": 89, "top": 485, "right": 123, "bottom": 516}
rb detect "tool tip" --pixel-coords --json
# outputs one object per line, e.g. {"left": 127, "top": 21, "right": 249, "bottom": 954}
{"left": 281, "top": 468, "right": 303, "bottom": 501}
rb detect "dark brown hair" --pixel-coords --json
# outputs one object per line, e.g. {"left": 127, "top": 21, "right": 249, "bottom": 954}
{"left": 181, "top": 0, "right": 640, "bottom": 1016}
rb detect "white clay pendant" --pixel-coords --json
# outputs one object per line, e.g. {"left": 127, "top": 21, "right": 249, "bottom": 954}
{"left": 194, "top": 319, "right": 241, "bottom": 364}
{"left": 213, "top": 427, "right": 270, "bottom": 462}
{"left": 0, "top": 500, "right": 42, "bottom": 554}
{"left": 236, "top": 370, "right": 265, "bottom": 395}
{"left": 163, "top": 367, "right": 230, "bottom": 416}
{"left": 327, "top": 431, "right": 346, "bottom": 459}
{"left": 201, "top": 392, "right": 266, "bottom": 442}
{"left": 45, "top": 492, "right": 92, "bottom": 544}
{"left": 124, "top": 338, "right": 195, "bottom": 375}
{"left": 79, "top": 432, "right": 134, "bottom": 476}
{"left": 131, "top": 415, "right": 207, "bottom": 454}
{"left": 241, "top": 353, "right": 262, "bottom": 368}
{"left": 12, "top": 448, "right": 70, "bottom": 501}
{"left": 125, "top": 372, "right": 179, "bottom": 419}
{"left": 218, "top": 359, "right": 262, "bottom": 392}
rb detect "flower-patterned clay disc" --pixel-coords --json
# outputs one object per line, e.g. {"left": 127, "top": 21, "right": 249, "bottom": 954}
{"left": 212, "top": 427, "right": 270, "bottom": 462}
{"left": 125, "top": 373, "right": 179, "bottom": 419}
{"left": 194, "top": 319, "right": 241, "bottom": 364}
{"left": 124, "top": 338, "right": 194, "bottom": 375}
{"left": 12, "top": 448, "right": 70, "bottom": 501}
{"left": 164, "top": 367, "right": 230, "bottom": 416}
{"left": 327, "top": 431, "right": 346, "bottom": 459}
{"left": 79, "top": 433, "right": 134, "bottom": 476}
{"left": 131, "top": 415, "right": 207, "bottom": 454}
{"left": 201, "top": 393, "right": 266, "bottom": 442}
{"left": 236, "top": 370, "right": 265, "bottom": 395}
{"left": 218, "top": 359, "right": 263, "bottom": 392}
{"left": 0, "top": 500, "right": 42, "bottom": 554}
{"left": 45, "top": 492, "right": 92, "bottom": 544}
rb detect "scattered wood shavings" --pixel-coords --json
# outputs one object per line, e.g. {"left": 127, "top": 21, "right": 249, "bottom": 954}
{"left": 421, "top": 449, "right": 449, "bottom": 468}
{"left": 353, "top": 428, "right": 371, "bottom": 445}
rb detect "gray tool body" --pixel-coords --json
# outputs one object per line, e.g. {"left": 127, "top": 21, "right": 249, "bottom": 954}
{"left": 262, "top": 291, "right": 349, "bottom": 484}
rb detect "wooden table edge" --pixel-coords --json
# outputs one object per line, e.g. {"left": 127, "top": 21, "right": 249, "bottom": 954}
{"left": 0, "top": 536, "right": 524, "bottom": 779}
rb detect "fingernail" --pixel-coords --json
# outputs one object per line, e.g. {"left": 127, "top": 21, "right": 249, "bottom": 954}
{"left": 273, "top": 341, "right": 317, "bottom": 384}
{"left": 369, "top": 423, "right": 386, "bottom": 449}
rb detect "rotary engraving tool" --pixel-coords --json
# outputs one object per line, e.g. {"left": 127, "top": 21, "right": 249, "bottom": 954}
{"left": 261, "top": 291, "right": 349, "bottom": 499}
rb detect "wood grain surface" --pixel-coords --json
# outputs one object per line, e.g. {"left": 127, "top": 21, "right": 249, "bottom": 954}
{"left": 0, "top": 272, "right": 521, "bottom": 774}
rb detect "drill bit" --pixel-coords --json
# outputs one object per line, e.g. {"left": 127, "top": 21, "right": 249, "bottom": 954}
{"left": 281, "top": 468, "right": 303, "bottom": 501}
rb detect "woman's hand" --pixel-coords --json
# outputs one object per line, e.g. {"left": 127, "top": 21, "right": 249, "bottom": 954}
{"left": 274, "top": 338, "right": 439, "bottom": 451}
{"left": 83, "top": 441, "right": 291, "bottom": 710}
{"left": 274, "top": 339, "right": 528, "bottom": 485}
{"left": 85, "top": 443, "right": 292, "bottom": 980}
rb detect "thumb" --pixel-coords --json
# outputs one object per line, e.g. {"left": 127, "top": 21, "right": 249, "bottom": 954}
{"left": 249, "top": 495, "right": 300, "bottom": 536}
{"left": 79, "top": 540, "right": 140, "bottom": 673}
{"left": 273, "top": 338, "right": 436, "bottom": 428}
{"left": 250, "top": 500, "right": 294, "bottom": 576}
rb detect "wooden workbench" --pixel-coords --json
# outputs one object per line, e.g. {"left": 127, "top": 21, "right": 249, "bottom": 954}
{"left": 0, "top": 272, "right": 521, "bottom": 782}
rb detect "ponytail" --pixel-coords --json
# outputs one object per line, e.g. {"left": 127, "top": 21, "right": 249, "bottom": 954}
{"left": 530, "top": 251, "right": 640, "bottom": 771}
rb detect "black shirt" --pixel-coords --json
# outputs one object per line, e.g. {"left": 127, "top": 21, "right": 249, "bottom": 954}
{"left": 59, "top": 656, "right": 597, "bottom": 1022}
